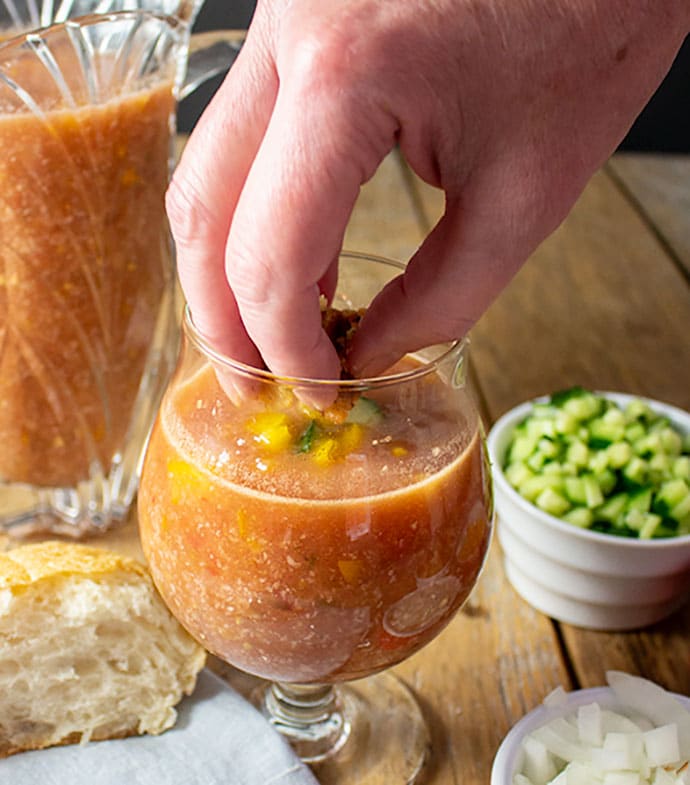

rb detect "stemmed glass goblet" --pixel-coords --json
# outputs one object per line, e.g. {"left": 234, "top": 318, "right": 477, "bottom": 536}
{"left": 138, "top": 252, "right": 493, "bottom": 783}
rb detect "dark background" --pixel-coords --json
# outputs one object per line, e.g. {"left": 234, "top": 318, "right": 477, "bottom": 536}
{"left": 179, "top": 2, "right": 690, "bottom": 153}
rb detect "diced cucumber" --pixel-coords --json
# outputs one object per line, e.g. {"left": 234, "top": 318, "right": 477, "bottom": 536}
{"left": 670, "top": 494, "right": 690, "bottom": 522}
{"left": 296, "top": 420, "right": 319, "bottom": 453}
{"left": 588, "top": 417, "right": 625, "bottom": 447}
{"left": 583, "top": 475, "right": 604, "bottom": 508}
{"left": 566, "top": 440, "right": 589, "bottom": 468}
{"left": 633, "top": 432, "right": 663, "bottom": 458}
{"left": 622, "top": 457, "right": 647, "bottom": 487}
{"left": 673, "top": 455, "right": 690, "bottom": 481}
{"left": 625, "top": 422, "right": 646, "bottom": 443}
{"left": 564, "top": 478, "right": 586, "bottom": 505}
{"left": 595, "top": 468, "right": 617, "bottom": 495}
{"left": 526, "top": 451, "right": 549, "bottom": 472}
{"left": 526, "top": 418, "right": 556, "bottom": 439}
{"left": 648, "top": 415, "right": 671, "bottom": 433}
{"left": 519, "top": 475, "right": 564, "bottom": 502}
{"left": 602, "top": 407, "right": 626, "bottom": 428}
{"left": 625, "top": 509, "right": 661, "bottom": 534}
{"left": 679, "top": 516, "right": 690, "bottom": 536}
{"left": 346, "top": 396, "right": 383, "bottom": 426}
{"left": 595, "top": 493, "right": 628, "bottom": 523}
{"left": 553, "top": 411, "right": 578, "bottom": 435}
{"left": 563, "top": 393, "right": 602, "bottom": 421}
{"left": 535, "top": 488, "right": 571, "bottom": 517}
{"left": 588, "top": 450, "right": 610, "bottom": 474}
{"left": 531, "top": 402, "right": 557, "bottom": 419}
{"left": 648, "top": 452, "right": 671, "bottom": 476}
{"left": 656, "top": 479, "right": 689, "bottom": 511}
{"left": 638, "top": 512, "right": 663, "bottom": 539}
{"left": 537, "top": 437, "right": 560, "bottom": 459}
{"left": 549, "top": 386, "right": 587, "bottom": 406}
{"left": 509, "top": 434, "right": 539, "bottom": 463}
{"left": 659, "top": 427, "right": 683, "bottom": 456}
{"left": 626, "top": 487, "right": 652, "bottom": 514}
{"left": 526, "top": 420, "right": 556, "bottom": 441}
{"left": 607, "top": 441, "right": 632, "bottom": 468}
{"left": 625, "top": 399, "right": 654, "bottom": 423}
{"left": 562, "top": 507, "right": 593, "bottom": 528}
{"left": 505, "top": 462, "right": 534, "bottom": 488}
{"left": 502, "top": 388, "right": 689, "bottom": 539}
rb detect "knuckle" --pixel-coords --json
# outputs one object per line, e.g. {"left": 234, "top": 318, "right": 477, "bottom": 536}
{"left": 286, "top": 26, "right": 350, "bottom": 85}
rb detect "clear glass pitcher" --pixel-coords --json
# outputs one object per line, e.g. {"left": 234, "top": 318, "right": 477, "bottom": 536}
{"left": 0, "top": 0, "right": 203, "bottom": 31}
{"left": 0, "top": 11, "right": 240, "bottom": 537}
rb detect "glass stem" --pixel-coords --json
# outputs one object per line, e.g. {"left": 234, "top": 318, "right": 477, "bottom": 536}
{"left": 261, "top": 681, "right": 350, "bottom": 763}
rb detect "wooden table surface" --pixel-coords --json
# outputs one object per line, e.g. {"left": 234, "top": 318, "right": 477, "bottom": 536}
{"left": 3, "top": 150, "right": 689, "bottom": 784}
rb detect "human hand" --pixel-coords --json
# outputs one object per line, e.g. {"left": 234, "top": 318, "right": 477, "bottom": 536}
{"left": 167, "top": 0, "right": 689, "bottom": 380}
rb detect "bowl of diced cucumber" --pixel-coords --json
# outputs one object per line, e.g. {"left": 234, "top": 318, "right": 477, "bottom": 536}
{"left": 487, "top": 387, "right": 690, "bottom": 630}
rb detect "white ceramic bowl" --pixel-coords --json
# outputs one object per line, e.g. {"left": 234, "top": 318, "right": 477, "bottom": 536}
{"left": 491, "top": 686, "right": 690, "bottom": 785}
{"left": 487, "top": 392, "right": 690, "bottom": 631}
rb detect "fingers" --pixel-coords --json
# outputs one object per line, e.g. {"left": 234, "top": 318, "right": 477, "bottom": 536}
{"left": 222, "top": 36, "right": 399, "bottom": 380}
{"left": 166, "top": 22, "right": 277, "bottom": 368}
{"left": 348, "top": 191, "right": 527, "bottom": 378}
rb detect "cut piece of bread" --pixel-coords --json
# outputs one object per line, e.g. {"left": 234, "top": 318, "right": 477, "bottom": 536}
{"left": 0, "top": 540, "right": 206, "bottom": 758}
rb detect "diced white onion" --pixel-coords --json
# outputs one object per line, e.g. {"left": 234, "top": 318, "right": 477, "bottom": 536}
{"left": 513, "top": 674, "right": 690, "bottom": 785}
{"left": 607, "top": 671, "right": 690, "bottom": 757}
{"left": 544, "top": 687, "right": 569, "bottom": 708}
{"left": 644, "top": 725, "right": 681, "bottom": 767}
{"left": 603, "top": 772, "right": 641, "bottom": 785}
{"left": 579, "top": 702, "right": 603, "bottom": 747}
{"left": 600, "top": 731, "right": 644, "bottom": 771}
{"left": 651, "top": 769, "right": 676, "bottom": 785}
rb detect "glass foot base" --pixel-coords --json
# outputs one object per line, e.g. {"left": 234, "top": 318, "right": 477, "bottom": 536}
{"left": 0, "top": 478, "right": 130, "bottom": 538}
{"left": 313, "top": 673, "right": 430, "bottom": 785}
{"left": 259, "top": 672, "right": 430, "bottom": 785}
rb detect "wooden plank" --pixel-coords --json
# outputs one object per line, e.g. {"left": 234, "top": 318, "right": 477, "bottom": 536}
{"left": 608, "top": 153, "right": 690, "bottom": 278}
{"left": 343, "top": 151, "right": 426, "bottom": 262}
{"left": 560, "top": 603, "right": 690, "bottom": 696}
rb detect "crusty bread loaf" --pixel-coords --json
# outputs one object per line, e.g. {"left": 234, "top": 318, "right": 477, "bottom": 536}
{"left": 0, "top": 541, "right": 206, "bottom": 758}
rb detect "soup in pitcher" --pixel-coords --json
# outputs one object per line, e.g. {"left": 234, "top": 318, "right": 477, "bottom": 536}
{"left": 0, "top": 44, "right": 175, "bottom": 487}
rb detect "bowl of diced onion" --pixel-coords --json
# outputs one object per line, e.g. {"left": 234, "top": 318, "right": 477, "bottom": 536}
{"left": 491, "top": 672, "right": 690, "bottom": 785}
{"left": 487, "top": 389, "right": 690, "bottom": 630}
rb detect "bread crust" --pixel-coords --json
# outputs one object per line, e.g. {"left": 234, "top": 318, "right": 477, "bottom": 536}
{"left": 321, "top": 305, "right": 365, "bottom": 378}
{"left": 0, "top": 727, "right": 137, "bottom": 759}
{"left": 1, "top": 540, "right": 148, "bottom": 588}
{"left": 0, "top": 541, "right": 206, "bottom": 758}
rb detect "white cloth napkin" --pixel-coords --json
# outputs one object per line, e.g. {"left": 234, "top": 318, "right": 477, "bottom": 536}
{"left": 2, "top": 669, "right": 320, "bottom": 785}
